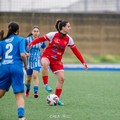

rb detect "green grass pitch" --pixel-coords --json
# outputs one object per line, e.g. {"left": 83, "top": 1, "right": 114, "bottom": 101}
{"left": 0, "top": 71, "right": 120, "bottom": 120}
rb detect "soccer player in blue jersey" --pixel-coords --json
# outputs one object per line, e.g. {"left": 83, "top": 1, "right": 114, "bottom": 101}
{"left": 0, "top": 22, "right": 27, "bottom": 120}
{"left": 25, "top": 26, "right": 51, "bottom": 98}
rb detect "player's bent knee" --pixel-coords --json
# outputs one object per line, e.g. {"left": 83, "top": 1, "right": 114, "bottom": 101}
{"left": 42, "top": 62, "right": 49, "bottom": 67}
{"left": 59, "top": 77, "right": 64, "bottom": 83}
{"left": 42, "top": 63, "right": 49, "bottom": 70}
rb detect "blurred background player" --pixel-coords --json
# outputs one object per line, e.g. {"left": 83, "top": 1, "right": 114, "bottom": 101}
{"left": 0, "top": 22, "right": 27, "bottom": 120}
{"left": 25, "top": 26, "right": 48, "bottom": 98}
{"left": 27, "top": 19, "right": 88, "bottom": 106}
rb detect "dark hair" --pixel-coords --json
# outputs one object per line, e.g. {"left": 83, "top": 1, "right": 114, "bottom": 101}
{"left": 0, "top": 30, "right": 4, "bottom": 40}
{"left": 27, "top": 26, "right": 40, "bottom": 37}
{"left": 55, "top": 20, "right": 68, "bottom": 32}
{"left": 4, "top": 22, "right": 19, "bottom": 39}
{"left": 32, "top": 26, "right": 39, "bottom": 30}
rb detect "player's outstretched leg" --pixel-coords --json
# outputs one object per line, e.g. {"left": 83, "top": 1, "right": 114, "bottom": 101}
{"left": 42, "top": 76, "right": 52, "bottom": 92}
{"left": 41, "top": 58, "right": 53, "bottom": 93}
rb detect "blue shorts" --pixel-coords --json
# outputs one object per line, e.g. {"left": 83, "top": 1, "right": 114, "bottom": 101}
{"left": 0, "top": 64, "right": 24, "bottom": 94}
{"left": 26, "top": 67, "right": 41, "bottom": 76}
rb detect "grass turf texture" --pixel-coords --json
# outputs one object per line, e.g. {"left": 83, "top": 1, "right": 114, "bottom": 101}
{"left": 0, "top": 71, "right": 120, "bottom": 120}
{"left": 62, "top": 54, "right": 120, "bottom": 63}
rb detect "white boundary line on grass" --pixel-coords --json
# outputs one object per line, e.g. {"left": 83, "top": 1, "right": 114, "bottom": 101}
{"left": 64, "top": 64, "right": 120, "bottom": 69}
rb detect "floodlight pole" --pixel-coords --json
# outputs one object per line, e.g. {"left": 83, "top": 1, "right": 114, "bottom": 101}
{"left": 116, "top": 0, "right": 120, "bottom": 12}
{"left": 84, "top": 0, "right": 88, "bottom": 12}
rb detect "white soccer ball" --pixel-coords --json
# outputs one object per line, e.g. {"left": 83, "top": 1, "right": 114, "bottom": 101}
{"left": 46, "top": 94, "right": 59, "bottom": 106}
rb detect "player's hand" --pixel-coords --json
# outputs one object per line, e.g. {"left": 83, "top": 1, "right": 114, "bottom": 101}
{"left": 83, "top": 63, "right": 88, "bottom": 70}
{"left": 27, "top": 43, "right": 32, "bottom": 50}
{"left": 24, "top": 65, "right": 28, "bottom": 71}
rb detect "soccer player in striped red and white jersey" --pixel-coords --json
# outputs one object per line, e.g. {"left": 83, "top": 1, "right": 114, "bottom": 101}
{"left": 27, "top": 20, "right": 88, "bottom": 106}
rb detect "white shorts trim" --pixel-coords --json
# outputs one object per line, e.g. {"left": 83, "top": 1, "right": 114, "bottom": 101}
{"left": 53, "top": 69, "right": 64, "bottom": 74}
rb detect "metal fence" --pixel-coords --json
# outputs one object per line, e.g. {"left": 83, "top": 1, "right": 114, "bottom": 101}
{"left": 0, "top": 0, "right": 120, "bottom": 13}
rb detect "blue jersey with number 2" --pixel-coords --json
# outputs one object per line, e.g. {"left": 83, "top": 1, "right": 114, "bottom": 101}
{"left": 0, "top": 34, "right": 26, "bottom": 65}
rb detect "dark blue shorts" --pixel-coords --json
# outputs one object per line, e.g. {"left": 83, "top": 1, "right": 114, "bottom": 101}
{"left": 26, "top": 67, "right": 41, "bottom": 75}
{"left": 0, "top": 64, "right": 24, "bottom": 94}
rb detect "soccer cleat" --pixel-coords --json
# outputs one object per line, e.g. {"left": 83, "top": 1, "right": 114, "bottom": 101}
{"left": 34, "top": 93, "right": 38, "bottom": 98}
{"left": 25, "top": 89, "right": 30, "bottom": 97}
{"left": 19, "top": 117, "right": 26, "bottom": 120}
{"left": 45, "top": 85, "right": 53, "bottom": 92}
{"left": 58, "top": 100, "right": 64, "bottom": 106}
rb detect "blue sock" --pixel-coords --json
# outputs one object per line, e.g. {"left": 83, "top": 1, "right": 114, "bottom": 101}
{"left": 34, "top": 86, "right": 39, "bottom": 93}
{"left": 25, "top": 84, "right": 31, "bottom": 90}
{"left": 18, "top": 107, "right": 24, "bottom": 118}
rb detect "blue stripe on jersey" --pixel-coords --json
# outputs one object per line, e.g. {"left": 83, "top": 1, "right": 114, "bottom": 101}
{"left": 26, "top": 35, "right": 46, "bottom": 69}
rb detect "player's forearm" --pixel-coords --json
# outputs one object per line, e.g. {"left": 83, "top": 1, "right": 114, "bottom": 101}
{"left": 70, "top": 45, "right": 85, "bottom": 64}
{"left": 28, "top": 36, "right": 47, "bottom": 46}
{"left": 20, "top": 53, "right": 27, "bottom": 66}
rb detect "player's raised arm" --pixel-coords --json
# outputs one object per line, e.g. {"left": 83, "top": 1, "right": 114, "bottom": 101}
{"left": 27, "top": 35, "right": 48, "bottom": 48}
{"left": 70, "top": 45, "right": 88, "bottom": 70}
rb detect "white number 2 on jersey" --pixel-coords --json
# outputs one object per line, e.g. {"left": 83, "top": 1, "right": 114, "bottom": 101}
{"left": 5, "top": 43, "right": 13, "bottom": 59}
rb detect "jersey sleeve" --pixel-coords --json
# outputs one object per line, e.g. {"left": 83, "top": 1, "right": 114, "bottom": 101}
{"left": 70, "top": 45, "right": 85, "bottom": 64}
{"left": 19, "top": 38, "right": 26, "bottom": 53}
{"left": 67, "top": 36, "right": 74, "bottom": 47}
{"left": 46, "top": 32, "right": 57, "bottom": 42}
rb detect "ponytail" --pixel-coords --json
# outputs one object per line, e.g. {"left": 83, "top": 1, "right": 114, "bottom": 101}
{"left": 3, "top": 22, "right": 19, "bottom": 40}
{"left": 55, "top": 19, "right": 68, "bottom": 32}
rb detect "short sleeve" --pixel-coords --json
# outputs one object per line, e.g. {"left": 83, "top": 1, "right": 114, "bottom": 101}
{"left": 19, "top": 38, "right": 26, "bottom": 53}
{"left": 46, "top": 32, "right": 57, "bottom": 42}
{"left": 67, "top": 36, "right": 74, "bottom": 46}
